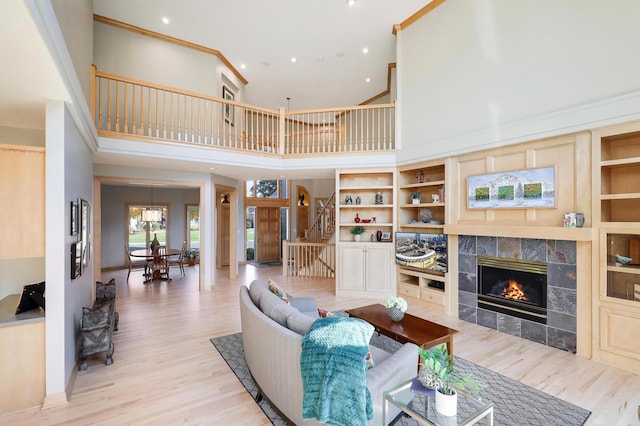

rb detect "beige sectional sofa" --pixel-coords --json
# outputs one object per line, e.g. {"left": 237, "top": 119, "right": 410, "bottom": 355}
{"left": 239, "top": 280, "right": 418, "bottom": 425}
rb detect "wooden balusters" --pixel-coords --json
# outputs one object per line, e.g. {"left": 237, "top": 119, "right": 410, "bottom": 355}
{"left": 93, "top": 70, "right": 395, "bottom": 155}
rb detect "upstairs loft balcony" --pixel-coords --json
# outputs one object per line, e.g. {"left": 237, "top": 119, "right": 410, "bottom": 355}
{"left": 92, "top": 67, "right": 397, "bottom": 158}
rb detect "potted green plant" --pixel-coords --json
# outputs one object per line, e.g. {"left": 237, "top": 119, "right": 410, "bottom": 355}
{"left": 418, "top": 345, "right": 485, "bottom": 416}
{"left": 184, "top": 248, "right": 199, "bottom": 266}
{"left": 350, "top": 225, "right": 365, "bottom": 242}
{"left": 410, "top": 191, "right": 421, "bottom": 204}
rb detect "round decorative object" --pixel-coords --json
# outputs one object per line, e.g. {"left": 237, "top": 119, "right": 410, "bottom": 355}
{"left": 418, "top": 367, "right": 444, "bottom": 390}
{"left": 355, "top": 213, "right": 361, "bottom": 223}
{"left": 387, "top": 306, "right": 405, "bottom": 322}
{"left": 435, "top": 388, "right": 457, "bottom": 416}
{"left": 419, "top": 208, "right": 433, "bottom": 223}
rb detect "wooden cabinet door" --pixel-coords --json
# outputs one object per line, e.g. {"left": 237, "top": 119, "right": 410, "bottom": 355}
{"left": 365, "top": 245, "right": 394, "bottom": 293}
{"left": 0, "top": 145, "right": 45, "bottom": 258}
{"left": 339, "top": 245, "right": 365, "bottom": 291}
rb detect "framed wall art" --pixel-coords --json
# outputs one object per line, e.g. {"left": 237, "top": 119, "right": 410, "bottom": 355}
{"left": 71, "top": 242, "right": 82, "bottom": 279}
{"left": 70, "top": 201, "right": 78, "bottom": 236}
{"left": 222, "top": 85, "right": 235, "bottom": 126}
{"left": 80, "top": 199, "right": 90, "bottom": 272}
{"left": 467, "top": 166, "right": 556, "bottom": 209}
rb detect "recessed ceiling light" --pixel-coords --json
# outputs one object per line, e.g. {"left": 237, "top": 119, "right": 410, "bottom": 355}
{"left": 365, "top": 78, "right": 371, "bottom": 83}
{"left": 291, "top": 57, "right": 297, "bottom": 63}
{"left": 161, "top": 17, "right": 169, "bottom": 24}
{"left": 209, "top": 167, "right": 216, "bottom": 170}
{"left": 362, "top": 47, "right": 369, "bottom": 54}
{"left": 240, "top": 64, "right": 246, "bottom": 69}
{"left": 317, "top": 56, "right": 324, "bottom": 61}
{"left": 347, "top": 0, "right": 357, "bottom": 6}
{"left": 336, "top": 52, "right": 345, "bottom": 58}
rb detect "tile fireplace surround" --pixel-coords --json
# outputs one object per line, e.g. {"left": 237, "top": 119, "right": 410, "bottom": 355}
{"left": 458, "top": 236, "right": 577, "bottom": 353}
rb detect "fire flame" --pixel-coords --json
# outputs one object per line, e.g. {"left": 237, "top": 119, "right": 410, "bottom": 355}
{"left": 501, "top": 279, "right": 528, "bottom": 301}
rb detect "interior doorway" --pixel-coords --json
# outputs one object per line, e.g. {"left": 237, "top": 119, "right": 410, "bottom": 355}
{"left": 215, "top": 184, "right": 237, "bottom": 279}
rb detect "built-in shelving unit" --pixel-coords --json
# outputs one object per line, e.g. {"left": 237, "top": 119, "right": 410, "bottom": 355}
{"left": 335, "top": 168, "right": 396, "bottom": 298}
{"left": 592, "top": 123, "right": 640, "bottom": 373}
{"left": 396, "top": 160, "right": 449, "bottom": 312}
{"left": 397, "top": 162, "right": 446, "bottom": 229}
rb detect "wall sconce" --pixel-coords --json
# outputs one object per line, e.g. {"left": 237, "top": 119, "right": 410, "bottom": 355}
{"left": 221, "top": 194, "right": 230, "bottom": 204}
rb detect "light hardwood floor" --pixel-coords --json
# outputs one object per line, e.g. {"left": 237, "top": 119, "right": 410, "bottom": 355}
{"left": 2, "top": 264, "right": 639, "bottom": 425}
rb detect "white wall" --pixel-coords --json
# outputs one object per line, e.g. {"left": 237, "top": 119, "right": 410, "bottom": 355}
{"left": 100, "top": 185, "right": 199, "bottom": 268}
{"left": 397, "top": 0, "right": 640, "bottom": 163}
{"left": 45, "top": 100, "right": 94, "bottom": 400}
{"left": 93, "top": 22, "right": 245, "bottom": 100}
{"left": 50, "top": 0, "right": 93, "bottom": 107}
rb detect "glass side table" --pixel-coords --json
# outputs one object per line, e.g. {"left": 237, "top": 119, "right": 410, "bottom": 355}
{"left": 383, "top": 378, "right": 493, "bottom": 426}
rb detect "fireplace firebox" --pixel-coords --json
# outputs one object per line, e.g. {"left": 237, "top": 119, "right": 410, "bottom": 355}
{"left": 477, "top": 256, "right": 547, "bottom": 324}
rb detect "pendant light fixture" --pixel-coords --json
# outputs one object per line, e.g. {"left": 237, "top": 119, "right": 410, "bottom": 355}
{"left": 142, "top": 185, "right": 162, "bottom": 222}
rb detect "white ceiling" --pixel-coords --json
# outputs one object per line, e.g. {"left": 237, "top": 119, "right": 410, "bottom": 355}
{"left": 93, "top": 0, "right": 429, "bottom": 111}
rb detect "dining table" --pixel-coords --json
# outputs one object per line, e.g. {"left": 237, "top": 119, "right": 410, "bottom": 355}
{"left": 131, "top": 248, "right": 181, "bottom": 282}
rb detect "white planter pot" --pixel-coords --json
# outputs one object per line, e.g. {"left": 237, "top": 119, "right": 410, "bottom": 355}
{"left": 412, "top": 198, "right": 420, "bottom": 204}
{"left": 435, "top": 389, "right": 457, "bottom": 416}
{"left": 354, "top": 234, "right": 362, "bottom": 242}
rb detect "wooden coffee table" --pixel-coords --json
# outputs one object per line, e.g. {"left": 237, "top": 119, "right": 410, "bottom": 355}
{"left": 345, "top": 304, "right": 458, "bottom": 356}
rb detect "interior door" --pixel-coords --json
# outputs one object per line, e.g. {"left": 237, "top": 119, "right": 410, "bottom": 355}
{"left": 256, "top": 206, "right": 280, "bottom": 263}
{"left": 217, "top": 203, "right": 230, "bottom": 267}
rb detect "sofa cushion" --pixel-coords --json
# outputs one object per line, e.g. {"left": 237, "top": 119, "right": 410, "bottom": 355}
{"left": 259, "top": 289, "right": 299, "bottom": 327}
{"left": 248, "top": 281, "right": 268, "bottom": 307}
{"left": 286, "top": 311, "right": 316, "bottom": 335}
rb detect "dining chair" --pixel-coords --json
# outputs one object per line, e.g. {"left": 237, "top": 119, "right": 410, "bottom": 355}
{"left": 148, "top": 246, "right": 171, "bottom": 281}
{"left": 168, "top": 241, "right": 186, "bottom": 276}
{"left": 125, "top": 243, "right": 149, "bottom": 280}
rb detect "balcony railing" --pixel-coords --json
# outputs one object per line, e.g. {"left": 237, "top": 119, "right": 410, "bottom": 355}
{"left": 92, "top": 67, "right": 396, "bottom": 156}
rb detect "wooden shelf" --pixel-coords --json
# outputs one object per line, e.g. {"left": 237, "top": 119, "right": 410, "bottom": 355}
{"left": 398, "top": 223, "right": 445, "bottom": 229}
{"left": 601, "top": 156, "right": 640, "bottom": 167}
{"left": 399, "top": 180, "right": 445, "bottom": 189}
{"left": 445, "top": 224, "right": 593, "bottom": 241}
{"left": 343, "top": 222, "right": 393, "bottom": 227}
{"left": 607, "top": 265, "right": 640, "bottom": 275}
{"left": 399, "top": 202, "right": 445, "bottom": 208}
{"left": 601, "top": 193, "right": 640, "bottom": 200}
{"left": 340, "top": 185, "right": 394, "bottom": 191}
{"left": 340, "top": 204, "right": 393, "bottom": 208}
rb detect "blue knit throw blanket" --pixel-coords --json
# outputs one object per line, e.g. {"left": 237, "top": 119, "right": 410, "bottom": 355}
{"left": 300, "top": 317, "right": 374, "bottom": 426}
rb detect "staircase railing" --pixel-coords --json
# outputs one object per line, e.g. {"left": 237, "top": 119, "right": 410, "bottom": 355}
{"left": 92, "top": 66, "right": 396, "bottom": 156}
{"left": 282, "top": 241, "right": 336, "bottom": 278}
{"left": 283, "top": 193, "right": 336, "bottom": 277}
{"left": 305, "top": 193, "right": 336, "bottom": 243}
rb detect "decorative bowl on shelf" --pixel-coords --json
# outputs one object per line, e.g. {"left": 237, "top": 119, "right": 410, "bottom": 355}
{"left": 361, "top": 219, "right": 372, "bottom": 223}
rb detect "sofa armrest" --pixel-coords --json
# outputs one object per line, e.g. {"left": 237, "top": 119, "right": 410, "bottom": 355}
{"left": 367, "top": 342, "right": 419, "bottom": 392}
{"left": 289, "top": 297, "right": 318, "bottom": 317}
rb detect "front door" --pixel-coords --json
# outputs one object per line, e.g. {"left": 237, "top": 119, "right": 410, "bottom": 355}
{"left": 256, "top": 206, "right": 280, "bottom": 263}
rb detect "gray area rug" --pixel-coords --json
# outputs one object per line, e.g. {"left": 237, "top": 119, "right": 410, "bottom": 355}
{"left": 211, "top": 332, "right": 590, "bottom": 426}
{"left": 250, "top": 261, "right": 283, "bottom": 268}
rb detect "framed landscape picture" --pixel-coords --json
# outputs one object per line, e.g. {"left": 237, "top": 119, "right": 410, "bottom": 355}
{"left": 467, "top": 166, "right": 555, "bottom": 209}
